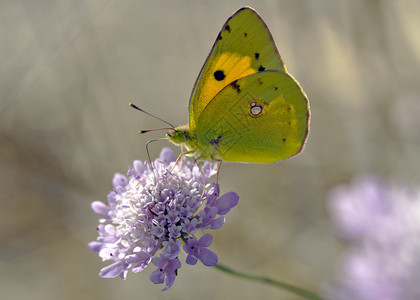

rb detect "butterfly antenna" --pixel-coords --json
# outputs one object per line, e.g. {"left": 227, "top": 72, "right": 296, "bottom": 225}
{"left": 138, "top": 128, "right": 173, "bottom": 134}
{"left": 129, "top": 103, "right": 175, "bottom": 128}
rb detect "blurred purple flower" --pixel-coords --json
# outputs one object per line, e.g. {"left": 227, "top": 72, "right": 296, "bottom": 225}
{"left": 325, "top": 175, "right": 420, "bottom": 300}
{"left": 88, "top": 148, "right": 239, "bottom": 290}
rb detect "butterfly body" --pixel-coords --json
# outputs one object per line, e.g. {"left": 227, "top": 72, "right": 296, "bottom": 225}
{"left": 167, "top": 7, "right": 310, "bottom": 163}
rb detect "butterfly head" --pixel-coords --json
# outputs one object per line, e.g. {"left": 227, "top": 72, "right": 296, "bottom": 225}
{"left": 167, "top": 125, "right": 191, "bottom": 146}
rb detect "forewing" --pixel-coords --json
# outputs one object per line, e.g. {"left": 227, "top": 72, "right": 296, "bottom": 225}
{"left": 189, "top": 7, "right": 286, "bottom": 130}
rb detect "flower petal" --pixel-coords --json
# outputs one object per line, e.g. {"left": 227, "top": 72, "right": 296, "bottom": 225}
{"left": 159, "top": 148, "right": 176, "bottom": 163}
{"left": 88, "top": 241, "right": 102, "bottom": 253}
{"left": 99, "top": 261, "right": 129, "bottom": 278}
{"left": 186, "top": 253, "right": 198, "bottom": 265}
{"left": 91, "top": 201, "right": 110, "bottom": 217}
{"left": 215, "top": 192, "right": 239, "bottom": 215}
{"left": 149, "top": 268, "right": 165, "bottom": 284}
{"left": 162, "top": 270, "right": 176, "bottom": 291}
{"left": 112, "top": 173, "right": 128, "bottom": 188}
{"left": 132, "top": 160, "right": 146, "bottom": 175}
{"left": 210, "top": 216, "right": 225, "bottom": 230}
{"left": 197, "top": 233, "right": 213, "bottom": 247}
{"left": 198, "top": 248, "right": 218, "bottom": 266}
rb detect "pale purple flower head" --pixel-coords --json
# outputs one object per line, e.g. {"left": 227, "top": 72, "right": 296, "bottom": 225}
{"left": 325, "top": 175, "right": 420, "bottom": 300}
{"left": 89, "top": 148, "right": 239, "bottom": 290}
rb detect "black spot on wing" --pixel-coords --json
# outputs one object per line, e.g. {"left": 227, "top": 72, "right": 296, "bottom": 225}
{"left": 214, "top": 70, "right": 226, "bottom": 81}
{"left": 244, "top": 32, "right": 248, "bottom": 37}
{"left": 258, "top": 65, "right": 265, "bottom": 72}
{"left": 230, "top": 80, "right": 241, "bottom": 94}
{"left": 254, "top": 52, "right": 260, "bottom": 60}
{"left": 274, "top": 86, "right": 278, "bottom": 91}
{"left": 225, "top": 24, "right": 231, "bottom": 33}
{"left": 282, "top": 138, "right": 286, "bottom": 143}
{"left": 210, "top": 135, "right": 222, "bottom": 149}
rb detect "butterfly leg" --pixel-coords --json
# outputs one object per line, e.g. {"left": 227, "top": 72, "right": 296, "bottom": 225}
{"left": 192, "top": 159, "right": 207, "bottom": 197}
{"left": 145, "top": 138, "right": 167, "bottom": 183}
{"left": 216, "top": 159, "right": 222, "bottom": 185}
{"left": 179, "top": 144, "right": 186, "bottom": 169}
{"left": 170, "top": 151, "right": 193, "bottom": 174}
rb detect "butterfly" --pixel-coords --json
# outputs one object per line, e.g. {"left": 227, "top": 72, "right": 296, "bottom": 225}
{"left": 143, "top": 7, "right": 310, "bottom": 165}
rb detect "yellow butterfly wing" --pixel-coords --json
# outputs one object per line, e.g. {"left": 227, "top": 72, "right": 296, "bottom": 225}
{"left": 188, "top": 7, "right": 286, "bottom": 131}
{"left": 167, "top": 7, "right": 310, "bottom": 162}
{"left": 191, "top": 71, "right": 309, "bottom": 162}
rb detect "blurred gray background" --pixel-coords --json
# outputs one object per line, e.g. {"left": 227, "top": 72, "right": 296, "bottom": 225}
{"left": 1, "top": 0, "right": 420, "bottom": 299}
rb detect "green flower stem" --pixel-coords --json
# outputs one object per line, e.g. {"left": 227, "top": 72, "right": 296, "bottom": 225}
{"left": 214, "top": 264, "right": 324, "bottom": 300}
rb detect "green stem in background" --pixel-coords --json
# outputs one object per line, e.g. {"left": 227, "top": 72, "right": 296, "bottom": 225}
{"left": 214, "top": 264, "right": 324, "bottom": 300}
